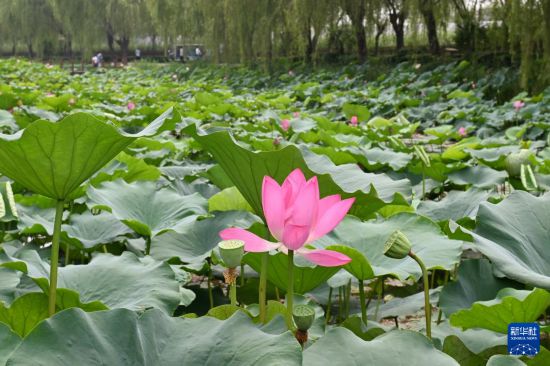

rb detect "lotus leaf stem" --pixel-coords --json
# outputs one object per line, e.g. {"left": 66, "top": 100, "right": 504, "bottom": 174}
{"left": 358, "top": 279, "right": 367, "bottom": 325}
{"left": 48, "top": 199, "right": 64, "bottom": 316}
{"left": 259, "top": 252, "right": 268, "bottom": 323}
{"left": 409, "top": 251, "right": 431, "bottom": 339}
{"left": 286, "top": 249, "right": 295, "bottom": 330}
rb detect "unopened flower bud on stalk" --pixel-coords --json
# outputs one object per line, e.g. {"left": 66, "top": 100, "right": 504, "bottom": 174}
{"left": 383, "top": 230, "right": 412, "bottom": 259}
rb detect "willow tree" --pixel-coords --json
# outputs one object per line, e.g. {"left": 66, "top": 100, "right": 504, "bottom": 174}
{"left": 145, "top": 0, "right": 187, "bottom": 53}
{"left": 223, "top": 0, "right": 262, "bottom": 64}
{"left": 0, "top": 0, "right": 19, "bottom": 55}
{"left": 417, "top": 0, "right": 440, "bottom": 53}
{"left": 293, "top": 0, "right": 333, "bottom": 64}
{"left": 385, "top": 0, "right": 409, "bottom": 51}
{"left": 1, "top": 0, "right": 59, "bottom": 57}
{"left": 342, "top": 0, "right": 368, "bottom": 63}
{"left": 47, "top": 0, "right": 104, "bottom": 57}
{"left": 101, "top": 0, "right": 149, "bottom": 61}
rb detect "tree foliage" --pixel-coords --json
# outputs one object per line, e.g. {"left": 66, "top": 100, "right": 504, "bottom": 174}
{"left": 0, "top": 0, "right": 549, "bottom": 89}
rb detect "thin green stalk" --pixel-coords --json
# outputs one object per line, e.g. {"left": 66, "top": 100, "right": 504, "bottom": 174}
{"left": 275, "top": 287, "right": 280, "bottom": 301}
{"left": 48, "top": 199, "right": 65, "bottom": 316}
{"left": 207, "top": 270, "right": 214, "bottom": 310}
{"left": 337, "top": 286, "right": 343, "bottom": 323}
{"left": 259, "top": 252, "right": 268, "bottom": 323}
{"left": 345, "top": 279, "right": 351, "bottom": 319}
{"left": 325, "top": 287, "right": 333, "bottom": 326}
{"left": 437, "top": 271, "right": 450, "bottom": 324}
{"left": 240, "top": 262, "right": 245, "bottom": 286}
{"left": 374, "top": 279, "right": 383, "bottom": 320}
{"left": 422, "top": 167, "right": 426, "bottom": 200}
{"left": 64, "top": 244, "right": 70, "bottom": 266}
{"left": 409, "top": 251, "right": 431, "bottom": 339}
{"left": 358, "top": 279, "right": 367, "bottom": 325}
{"left": 229, "top": 281, "right": 237, "bottom": 306}
{"left": 145, "top": 235, "right": 152, "bottom": 255}
{"left": 286, "top": 250, "right": 295, "bottom": 330}
{"left": 430, "top": 269, "right": 436, "bottom": 289}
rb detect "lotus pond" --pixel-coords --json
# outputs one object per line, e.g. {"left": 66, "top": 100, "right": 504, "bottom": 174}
{"left": 0, "top": 59, "right": 550, "bottom": 365}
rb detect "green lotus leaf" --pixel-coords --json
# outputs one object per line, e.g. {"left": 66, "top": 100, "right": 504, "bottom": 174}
{"left": 450, "top": 288, "right": 550, "bottom": 333}
{"left": 244, "top": 252, "right": 340, "bottom": 294}
{"left": 2, "top": 309, "right": 302, "bottom": 365}
{"left": 151, "top": 210, "right": 260, "bottom": 263}
{"left": 325, "top": 245, "right": 374, "bottom": 281}
{"left": 87, "top": 179, "right": 207, "bottom": 237}
{"left": 183, "top": 123, "right": 411, "bottom": 219}
{"left": 1, "top": 249, "right": 181, "bottom": 314}
{"left": 0, "top": 108, "right": 175, "bottom": 199}
{"left": 448, "top": 165, "right": 507, "bottom": 188}
{"left": 315, "top": 213, "right": 462, "bottom": 280}
{"left": 439, "top": 259, "right": 520, "bottom": 317}
{"left": 442, "top": 334, "right": 508, "bottom": 366}
{"left": 62, "top": 211, "right": 132, "bottom": 249}
{"left": 303, "top": 328, "right": 458, "bottom": 365}
{"left": 417, "top": 189, "right": 491, "bottom": 222}
{"left": 16, "top": 204, "right": 56, "bottom": 235}
{"left": 432, "top": 321, "right": 507, "bottom": 355}
{"left": 486, "top": 355, "right": 527, "bottom": 366}
{"left": 0, "top": 290, "right": 106, "bottom": 337}
{"left": 0, "top": 267, "right": 19, "bottom": 305}
{"left": 467, "top": 191, "right": 550, "bottom": 288}
{"left": 208, "top": 186, "right": 254, "bottom": 212}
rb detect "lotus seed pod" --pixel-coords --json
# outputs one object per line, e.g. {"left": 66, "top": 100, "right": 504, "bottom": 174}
{"left": 292, "top": 304, "right": 315, "bottom": 331}
{"left": 505, "top": 149, "right": 532, "bottom": 177}
{"left": 383, "top": 230, "right": 412, "bottom": 259}
{"left": 218, "top": 240, "right": 245, "bottom": 268}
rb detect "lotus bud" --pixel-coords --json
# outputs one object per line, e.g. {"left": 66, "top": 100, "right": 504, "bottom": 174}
{"left": 505, "top": 149, "right": 532, "bottom": 177}
{"left": 0, "top": 182, "right": 18, "bottom": 221}
{"left": 218, "top": 239, "right": 244, "bottom": 269}
{"left": 383, "top": 230, "right": 412, "bottom": 259}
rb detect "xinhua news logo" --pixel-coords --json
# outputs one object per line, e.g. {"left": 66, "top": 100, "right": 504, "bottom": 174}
{"left": 508, "top": 323, "right": 540, "bottom": 356}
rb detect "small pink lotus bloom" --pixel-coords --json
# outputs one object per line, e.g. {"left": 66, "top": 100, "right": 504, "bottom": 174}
{"left": 281, "top": 119, "right": 290, "bottom": 131}
{"left": 458, "top": 127, "right": 467, "bottom": 137}
{"left": 513, "top": 100, "right": 525, "bottom": 112}
{"left": 127, "top": 102, "right": 136, "bottom": 111}
{"left": 350, "top": 115, "right": 358, "bottom": 126}
{"left": 288, "top": 70, "right": 295, "bottom": 77}
{"left": 220, "top": 169, "right": 354, "bottom": 267}
{"left": 46, "top": 92, "right": 54, "bottom": 97}
{"left": 293, "top": 112, "right": 300, "bottom": 118}
{"left": 68, "top": 98, "right": 76, "bottom": 105}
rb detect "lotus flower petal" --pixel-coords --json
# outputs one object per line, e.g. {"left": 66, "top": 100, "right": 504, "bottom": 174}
{"left": 298, "top": 248, "right": 351, "bottom": 267}
{"left": 219, "top": 228, "right": 280, "bottom": 252}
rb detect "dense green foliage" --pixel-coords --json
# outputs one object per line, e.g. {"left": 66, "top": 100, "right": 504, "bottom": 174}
{"left": 0, "top": 59, "right": 550, "bottom": 364}
{"left": 1, "top": 0, "right": 550, "bottom": 90}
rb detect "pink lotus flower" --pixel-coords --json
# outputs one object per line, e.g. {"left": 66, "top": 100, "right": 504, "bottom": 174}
{"left": 350, "top": 115, "right": 358, "bottom": 126}
{"left": 458, "top": 127, "right": 467, "bottom": 137}
{"left": 281, "top": 119, "right": 290, "bottom": 131}
{"left": 513, "top": 100, "right": 525, "bottom": 112}
{"left": 273, "top": 137, "right": 282, "bottom": 146}
{"left": 220, "top": 169, "right": 354, "bottom": 267}
{"left": 293, "top": 112, "right": 300, "bottom": 118}
{"left": 68, "top": 98, "right": 76, "bottom": 105}
{"left": 127, "top": 102, "right": 136, "bottom": 111}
